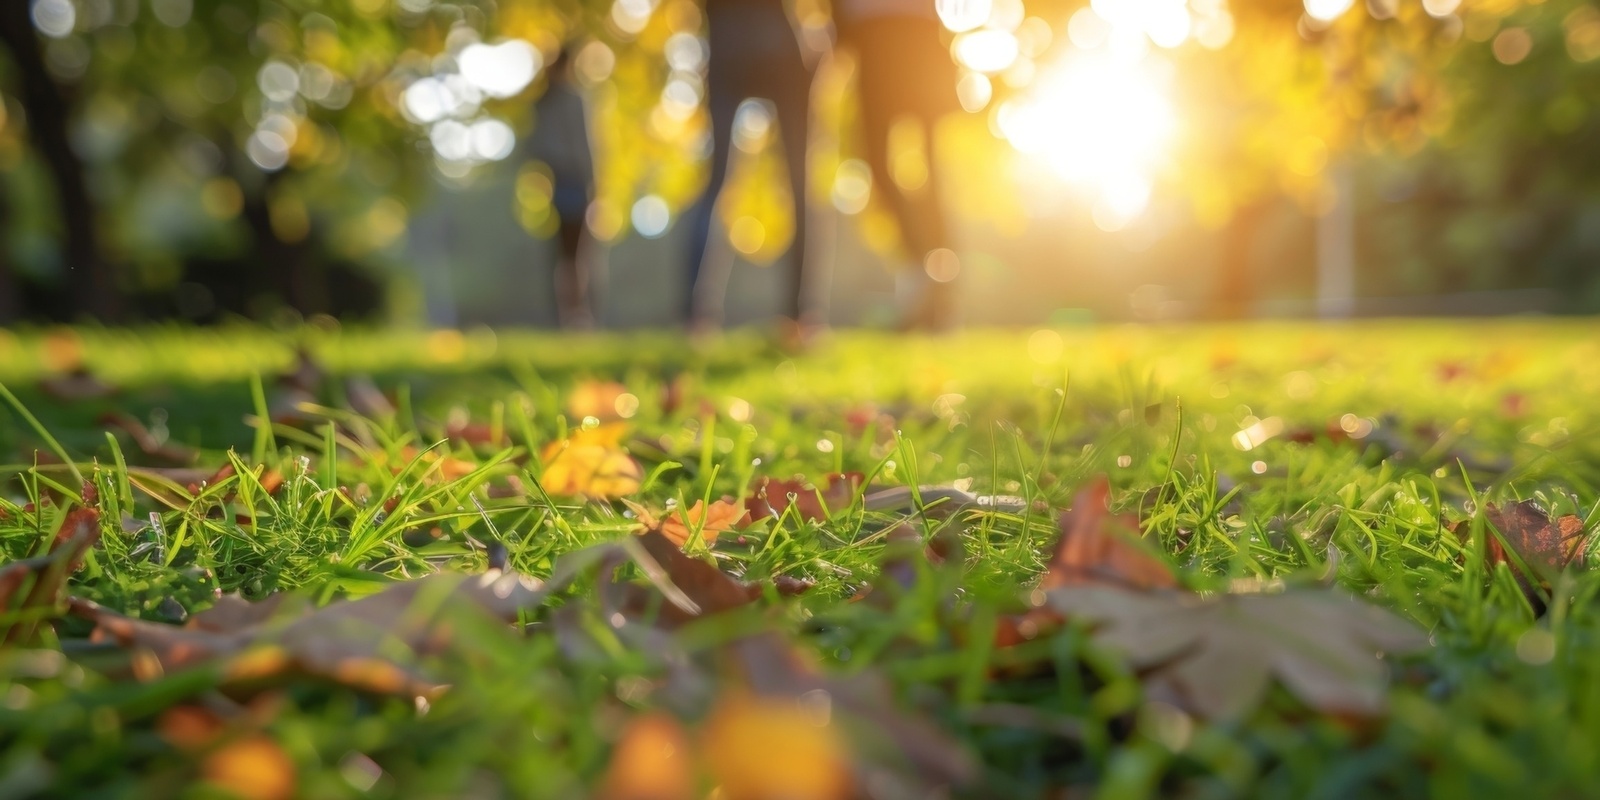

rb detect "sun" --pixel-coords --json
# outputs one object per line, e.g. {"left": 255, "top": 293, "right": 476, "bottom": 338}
{"left": 998, "top": 52, "right": 1178, "bottom": 230}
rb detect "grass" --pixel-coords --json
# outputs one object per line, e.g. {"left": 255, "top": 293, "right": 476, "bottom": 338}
{"left": 1, "top": 320, "right": 1598, "bottom": 798}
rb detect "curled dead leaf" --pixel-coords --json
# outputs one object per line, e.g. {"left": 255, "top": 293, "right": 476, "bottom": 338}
{"left": 1044, "top": 477, "right": 1177, "bottom": 591}
{"left": 99, "top": 412, "right": 199, "bottom": 465}
{"left": 614, "top": 530, "right": 810, "bottom": 628}
{"left": 1453, "top": 500, "right": 1587, "bottom": 580}
{"left": 1, "top": 507, "right": 101, "bottom": 645}
{"left": 745, "top": 473, "right": 863, "bottom": 524}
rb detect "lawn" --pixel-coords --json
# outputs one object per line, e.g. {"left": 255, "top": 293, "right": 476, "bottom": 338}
{"left": 1, "top": 320, "right": 1598, "bottom": 799}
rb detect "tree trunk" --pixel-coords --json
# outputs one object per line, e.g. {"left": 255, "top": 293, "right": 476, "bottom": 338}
{"left": 238, "top": 177, "right": 324, "bottom": 316}
{"left": 0, "top": 2, "right": 119, "bottom": 320}
{"left": 1211, "top": 197, "right": 1271, "bottom": 320}
{"left": 0, "top": 179, "right": 19, "bottom": 323}
{"left": 1316, "top": 162, "right": 1356, "bottom": 318}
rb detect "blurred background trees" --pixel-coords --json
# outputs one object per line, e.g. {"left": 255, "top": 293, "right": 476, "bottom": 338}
{"left": 0, "top": 0, "right": 1596, "bottom": 325}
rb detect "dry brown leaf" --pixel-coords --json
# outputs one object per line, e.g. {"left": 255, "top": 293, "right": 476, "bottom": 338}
{"left": 1045, "top": 585, "right": 1429, "bottom": 720}
{"left": 1452, "top": 500, "right": 1588, "bottom": 596}
{"left": 614, "top": 530, "right": 811, "bottom": 628}
{"left": 745, "top": 472, "right": 864, "bottom": 523}
{"left": 71, "top": 570, "right": 548, "bottom": 697}
{"left": 1043, "top": 477, "right": 1176, "bottom": 591}
{"left": 1, "top": 507, "right": 101, "bottom": 645}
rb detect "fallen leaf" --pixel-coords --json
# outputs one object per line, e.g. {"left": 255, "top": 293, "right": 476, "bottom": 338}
{"left": 200, "top": 734, "right": 296, "bottom": 800}
{"left": 699, "top": 690, "right": 852, "bottom": 800}
{"left": 725, "top": 634, "right": 977, "bottom": 793}
{"left": 586, "top": 534, "right": 970, "bottom": 797}
{"left": 157, "top": 705, "right": 228, "bottom": 750}
{"left": 629, "top": 499, "right": 748, "bottom": 547}
{"left": 1452, "top": 500, "right": 1588, "bottom": 605}
{"left": 390, "top": 447, "right": 479, "bottom": 483}
{"left": 1042, "top": 477, "right": 1176, "bottom": 591}
{"left": 541, "top": 425, "right": 642, "bottom": 498}
{"left": 745, "top": 472, "right": 863, "bottom": 523}
{"left": 71, "top": 570, "right": 548, "bottom": 696}
{"left": 613, "top": 530, "right": 810, "bottom": 627}
{"left": 445, "top": 418, "right": 505, "bottom": 448}
{"left": 0, "top": 507, "right": 101, "bottom": 645}
{"left": 1458, "top": 500, "right": 1587, "bottom": 578}
{"left": 598, "top": 713, "right": 695, "bottom": 800}
{"left": 1045, "top": 585, "right": 1429, "bottom": 720}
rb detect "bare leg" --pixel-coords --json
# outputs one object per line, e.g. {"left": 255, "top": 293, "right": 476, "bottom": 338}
{"left": 684, "top": 84, "right": 740, "bottom": 328}
{"left": 554, "top": 217, "right": 594, "bottom": 329}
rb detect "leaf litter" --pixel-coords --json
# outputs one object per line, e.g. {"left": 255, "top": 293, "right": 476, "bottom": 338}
{"left": 0, "top": 352, "right": 1491, "bottom": 797}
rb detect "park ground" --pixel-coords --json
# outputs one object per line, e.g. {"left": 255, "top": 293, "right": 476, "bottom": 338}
{"left": 1, "top": 320, "right": 1598, "bottom": 798}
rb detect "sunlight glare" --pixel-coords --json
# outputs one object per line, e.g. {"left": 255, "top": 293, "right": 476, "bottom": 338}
{"left": 999, "top": 52, "right": 1175, "bottom": 225}
{"left": 954, "top": 30, "right": 1021, "bottom": 73}
{"left": 458, "top": 40, "right": 541, "bottom": 99}
{"left": 1303, "top": 0, "right": 1355, "bottom": 23}
{"left": 937, "top": 0, "right": 994, "bottom": 33}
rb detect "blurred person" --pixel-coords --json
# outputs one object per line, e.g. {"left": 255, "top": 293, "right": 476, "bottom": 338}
{"left": 684, "top": 0, "right": 829, "bottom": 331}
{"left": 524, "top": 47, "right": 600, "bottom": 329}
{"left": 835, "top": 0, "right": 962, "bottom": 330}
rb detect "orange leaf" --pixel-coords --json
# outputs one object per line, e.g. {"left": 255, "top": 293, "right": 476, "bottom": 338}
{"left": 200, "top": 735, "right": 296, "bottom": 800}
{"left": 634, "top": 499, "right": 748, "bottom": 547}
{"left": 699, "top": 691, "right": 852, "bottom": 800}
{"left": 598, "top": 713, "right": 695, "bottom": 800}
{"left": 157, "top": 705, "right": 227, "bottom": 751}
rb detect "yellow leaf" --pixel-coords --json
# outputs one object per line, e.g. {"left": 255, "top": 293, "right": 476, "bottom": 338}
{"left": 540, "top": 428, "right": 642, "bottom": 499}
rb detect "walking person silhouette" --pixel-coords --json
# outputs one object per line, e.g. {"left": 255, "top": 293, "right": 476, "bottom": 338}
{"left": 836, "top": 0, "right": 962, "bottom": 330}
{"left": 524, "top": 47, "right": 599, "bottom": 329}
{"left": 683, "top": 0, "right": 828, "bottom": 331}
